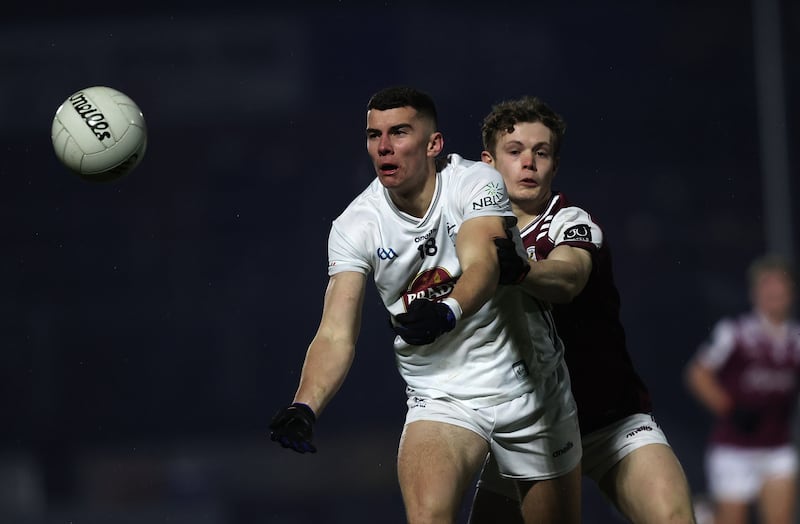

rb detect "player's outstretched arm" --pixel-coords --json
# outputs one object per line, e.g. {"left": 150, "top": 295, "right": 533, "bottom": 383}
{"left": 295, "top": 271, "right": 365, "bottom": 413}
{"left": 270, "top": 271, "right": 366, "bottom": 452}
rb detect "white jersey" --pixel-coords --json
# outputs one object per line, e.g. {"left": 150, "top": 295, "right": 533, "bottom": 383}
{"left": 328, "top": 154, "right": 543, "bottom": 408}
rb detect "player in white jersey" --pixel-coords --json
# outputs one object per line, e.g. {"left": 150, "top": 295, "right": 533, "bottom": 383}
{"left": 268, "top": 86, "right": 581, "bottom": 524}
{"left": 330, "top": 153, "right": 548, "bottom": 404}
{"left": 469, "top": 96, "right": 695, "bottom": 524}
{"left": 686, "top": 255, "right": 800, "bottom": 524}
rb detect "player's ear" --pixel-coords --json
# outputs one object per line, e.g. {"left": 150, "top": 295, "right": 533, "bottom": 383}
{"left": 481, "top": 150, "right": 495, "bottom": 165}
{"left": 427, "top": 131, "right": 444, "bottom": 157}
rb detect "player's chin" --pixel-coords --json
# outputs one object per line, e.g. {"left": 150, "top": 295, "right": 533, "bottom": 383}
{"left": 377, "top": 173, "right": 402, "bottom": 188}
{"left": 512, "top": 186, "right": 541, "bottom": 200}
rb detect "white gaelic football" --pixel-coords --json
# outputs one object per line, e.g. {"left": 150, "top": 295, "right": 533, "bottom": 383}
{"left": 51, "top": 86, "right": 147, "bottom": 181}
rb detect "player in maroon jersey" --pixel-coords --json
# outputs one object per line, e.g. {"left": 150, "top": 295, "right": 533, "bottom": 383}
{"left": 468, "top": 96, "right": 695, "bottom": 523}
{"left": 686, "top": 255, "right": 799, "bottom": 524}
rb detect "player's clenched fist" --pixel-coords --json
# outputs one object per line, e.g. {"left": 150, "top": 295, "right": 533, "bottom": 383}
{"left": 393, "top": 298, "right": 460, "bottom": 345}
{"left": 269, "top": 403, "right": 317, "bottom": 453}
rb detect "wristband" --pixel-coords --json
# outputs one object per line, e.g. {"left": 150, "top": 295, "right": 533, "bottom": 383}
{"left": 441, "top": 297, "right": 463, "bottom": 323}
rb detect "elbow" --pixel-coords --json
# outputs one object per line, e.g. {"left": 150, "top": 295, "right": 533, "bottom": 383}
{"left": 548, "top": 287, "right": 579, "bottom": 304}
{"left": 563, "top": 281, "right": 585, "bottom": 303}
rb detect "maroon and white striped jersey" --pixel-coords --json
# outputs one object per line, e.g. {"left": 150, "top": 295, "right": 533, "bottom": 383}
{"left": 520, "top": 192, "right": 652, "bottom": 434}
{"left": 695, "top": 312, "right": 800, "bottom": 447}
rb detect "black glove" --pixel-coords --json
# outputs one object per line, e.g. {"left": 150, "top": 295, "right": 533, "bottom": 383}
{"left": 393, "top": 299, "right": 457, "bottom": 345}
{"left": 729, "top": 407, "right": 760, "bottom": 434}
{"left": 269, "top": 402, "right": 317, "bottom": 453}
{"left": 494, "top": 236, "right": 530, "bottom": 285}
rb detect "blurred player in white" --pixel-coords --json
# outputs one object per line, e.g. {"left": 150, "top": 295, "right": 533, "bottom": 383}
{"left": 686, "top": 255, "right": 800, "bottom": 524}
{"left": 469, "top": 95, "right": 695, "bottom": 523}
{"left": 268, "top": 86, "right": 581, "bottom": 524}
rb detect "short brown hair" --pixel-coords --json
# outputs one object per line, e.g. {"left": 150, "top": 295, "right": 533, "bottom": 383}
{"left": 481, "top": 96, "right": 566, "bottom": 157}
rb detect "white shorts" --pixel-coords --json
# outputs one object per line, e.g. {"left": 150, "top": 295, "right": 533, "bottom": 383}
{"left": 478, "top": 412, "right": 669, "bottom": 499}
{"left": 406, "top": 361, "right": 581, "bottom": 481}
{"left": 581, "top": 413, "right": 671, "bottom": 483}
{"left": 706, "top": 444, "right": 797, "bottom": 502}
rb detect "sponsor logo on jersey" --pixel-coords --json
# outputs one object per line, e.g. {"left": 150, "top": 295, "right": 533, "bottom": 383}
{"left": 472, "top": 182, "right": 504, "bottom": 210}
{"left": 563, "top": 224, "right": 592, "bottom": 242}
{"left": 377, "top": 247, "right": 398, "bottom": 260}
{"left": 414, "top": 228, "right": 437, "bottom": 243}
{"left": 552, "top": 440, "right": 574, "bottom": 458}
{"left": 403, "top": 267, "right": 456, "bottom": 308}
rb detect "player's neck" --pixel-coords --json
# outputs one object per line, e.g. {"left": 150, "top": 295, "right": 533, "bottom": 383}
{"left": 759, "top": 308, "right": 789, "bottom": 328}
{"left": 388, "top": 171, "right": 437, "bottom": 218}
{"left": 512, "top": 193, "right": 550, "bottom": 229}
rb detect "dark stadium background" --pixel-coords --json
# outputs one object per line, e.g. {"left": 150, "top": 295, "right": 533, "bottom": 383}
{"left": 2, "top": 1, "right": 798, "bottom": 522}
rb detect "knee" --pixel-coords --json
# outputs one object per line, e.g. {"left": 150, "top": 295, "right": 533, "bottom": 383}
{"left": 636, "top": 497, "right": 697, "bottom": 524}
{"left": 664, "top": 504, "right": 697, "bottom": 524}
{"left": 404, "top": 496, "right": 455, "bottom": 524}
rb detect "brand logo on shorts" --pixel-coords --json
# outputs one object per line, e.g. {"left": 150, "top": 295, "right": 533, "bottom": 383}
{"left": 412, "top": 396, "right": 427, "bottom": 408}
{"left": 552, "top": 440, "right": 574, "bottom": 458}
{"left": 512, "top": 360, "right": 529, "bottom": 379}
{"left": 625, "top": 425, "right": 653, "bottom": 438}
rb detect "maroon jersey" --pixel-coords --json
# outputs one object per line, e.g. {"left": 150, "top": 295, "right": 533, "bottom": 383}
{"left": 520, "top": 192, "right": 652, "bottom": 434}
{"left": 695, "top": 312, "right": 800, "bottom": 447}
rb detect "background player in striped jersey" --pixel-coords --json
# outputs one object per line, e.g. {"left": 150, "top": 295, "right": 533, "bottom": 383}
{"left": 686, "top": 255, "right": 799, "bottom": 524}
{"left": 269, "top": 86, "right": 582, "bottom": 524}
{"left": 469, "top": 95, "right": 695, "bottom": 523}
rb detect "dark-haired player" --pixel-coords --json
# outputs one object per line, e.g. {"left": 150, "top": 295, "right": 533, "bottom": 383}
{"left": 269, "top": 86, "right": 581, "bottom": 524}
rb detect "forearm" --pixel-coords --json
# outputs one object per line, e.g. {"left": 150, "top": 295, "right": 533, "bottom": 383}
{"left": 522, "top": 258, "right": 585, "bottom": 304}
{"left": 450, "top": 258, "right": 498, "bottom": 318}
{"left": 293, "top": 337, "right": 354, "bottom": 416}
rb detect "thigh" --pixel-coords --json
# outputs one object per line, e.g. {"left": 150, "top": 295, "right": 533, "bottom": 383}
{"left": 599, "top": 443, "right": 695, "bottom": 524}
{"left": 714, "top": 501, "right": 750, "bottom": 524}
{"left": 518, "top": 464, "right": 582, "bottom": 524}
{"left": 582, "top": 413, "right": 670, "bottom": 483}
{"left": 758, "top": 446, "right": 797, "bottom": 524}
{"left": 759, "top": 475, "right": 796, "bottom": 524}
{"left": 398, "top": 420, "right": 489, "bottom": 523}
